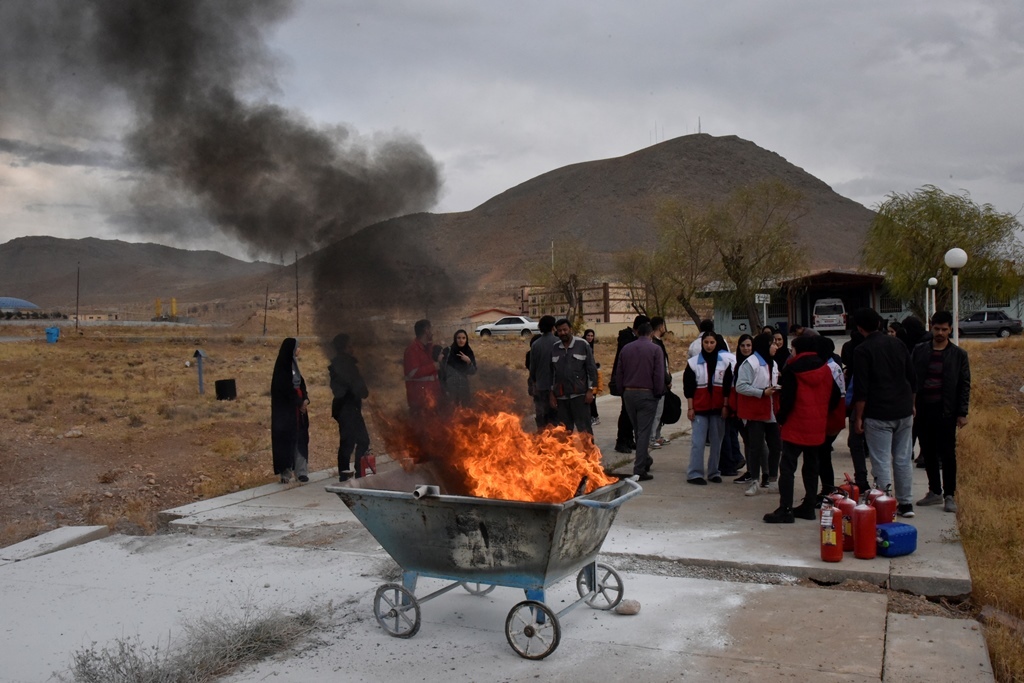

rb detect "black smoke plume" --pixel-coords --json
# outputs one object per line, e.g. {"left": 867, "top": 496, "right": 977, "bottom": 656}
{"left": 0, "top": 0, "right": 442, "bottom": 255}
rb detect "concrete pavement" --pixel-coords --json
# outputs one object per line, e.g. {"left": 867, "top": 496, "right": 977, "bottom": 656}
{"left": 0, "top": 391, "right": 993, "bottom": 682}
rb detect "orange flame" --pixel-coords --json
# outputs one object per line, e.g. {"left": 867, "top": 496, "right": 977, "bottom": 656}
{"left": 378, "top": 392, "right": 615, "bottom": 503}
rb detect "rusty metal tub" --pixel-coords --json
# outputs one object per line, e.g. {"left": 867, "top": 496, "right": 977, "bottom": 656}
{"left": 327, "top": 475, "right": 641, "bottom": 659}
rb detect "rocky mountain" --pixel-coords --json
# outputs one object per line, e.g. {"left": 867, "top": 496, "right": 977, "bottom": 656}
{"left": 314, "top": 134, "right": 876, "bottom": 308}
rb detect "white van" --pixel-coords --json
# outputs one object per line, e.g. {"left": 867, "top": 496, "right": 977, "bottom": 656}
{"left": 812, "top": 298, "right": 847, "bottom": 333}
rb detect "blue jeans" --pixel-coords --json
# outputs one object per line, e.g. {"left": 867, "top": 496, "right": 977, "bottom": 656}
{"left": 688, "top": 414, "right": 724, "bottom": 480}
{"left": 863, "top": 416, "right": 914, "bottom": 505}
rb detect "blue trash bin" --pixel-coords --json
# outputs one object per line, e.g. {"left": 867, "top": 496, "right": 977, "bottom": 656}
{"left": 45, "top": 327, "right": 60, "bottom": 343}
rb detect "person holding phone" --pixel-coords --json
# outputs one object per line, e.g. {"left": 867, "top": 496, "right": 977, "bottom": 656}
{"left": 441, "top": 329, "right": 478, "bottom": 406}
{"left": 733, "top": 333, "right": 781, "bottom": 496}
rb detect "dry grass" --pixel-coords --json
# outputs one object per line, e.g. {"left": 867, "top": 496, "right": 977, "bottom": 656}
{"left": 62, "top": 603, "right": 324, "bottom": 683}
{"left": 956, "top": 337, "right": 1024, "bottom": 682}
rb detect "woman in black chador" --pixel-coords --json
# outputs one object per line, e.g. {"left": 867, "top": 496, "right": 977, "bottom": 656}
{"left": 441, "top": 329, "right": 477, "bottom": 406}
{"left": 271, "top": 338, "right": 310, "bottom": 483}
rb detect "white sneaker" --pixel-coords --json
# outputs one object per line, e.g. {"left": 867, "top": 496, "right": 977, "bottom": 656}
{"left": 767, "top": 480, "right": 779, "bottom": 492}
{"left": 744, "top": 480, "right": 759, "bottom": 496}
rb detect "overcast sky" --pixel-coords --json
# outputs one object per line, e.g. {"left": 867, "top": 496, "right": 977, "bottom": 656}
{"left": 1, "top": 0, "right": 1022, "bottom": 261}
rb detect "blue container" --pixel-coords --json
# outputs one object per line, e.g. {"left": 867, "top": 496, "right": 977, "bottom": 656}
{"left": 45, "top": 327, "right": 60, "bottom": 344}
{"left": 877, "top": 522, "right": 917, "bottom": 557}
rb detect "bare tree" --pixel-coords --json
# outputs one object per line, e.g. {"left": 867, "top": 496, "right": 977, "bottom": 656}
{"left": 529, "top": 239, "right": 594, "bottom": 328}
{"left": 711, "top": 180, "right": 807, "bottom": 329}
{"left": 615, "top": 248, "right": 678, "bottom": 318}
{"left": 657, "top": 200, "right": 721, "bottom": 325}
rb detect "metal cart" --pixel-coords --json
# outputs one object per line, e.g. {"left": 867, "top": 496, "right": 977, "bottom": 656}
{"left": 327, "top": 476, "right": 641, "bottom": 659}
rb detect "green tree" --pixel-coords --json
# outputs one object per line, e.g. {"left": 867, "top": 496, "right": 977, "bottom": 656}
{"left": 710, "top": 180, "right": 807, "bottom": 329}
{"left": 864, "top": 186, "right": 1024, "bottom": 317}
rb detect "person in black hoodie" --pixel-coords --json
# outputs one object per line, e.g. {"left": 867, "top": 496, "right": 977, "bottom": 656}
{"left": 271, "top": 338, "right": 309, "bottom": 484}
{"left": 328, "top": 334, "right": 370, "bottom": 482}
{"left": 611, "top": 315, "right": 649, "bottom": 453}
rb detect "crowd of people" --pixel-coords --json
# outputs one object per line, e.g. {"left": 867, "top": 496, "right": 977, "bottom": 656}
{"left": 270, "top": 307, "right": 970, "bottom": 520}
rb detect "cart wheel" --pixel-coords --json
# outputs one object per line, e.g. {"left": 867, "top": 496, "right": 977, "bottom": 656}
{"left": 575, "top": 563, "right": 624, "bottom": 610}
{"left": 505, "top": 600, "right": 560, "bottom": 660}
{"left": 460, "top": 581, "right": 496, "bottom": 596}
{"left": 373, "top": 583, "right": 421, "bottom": 638}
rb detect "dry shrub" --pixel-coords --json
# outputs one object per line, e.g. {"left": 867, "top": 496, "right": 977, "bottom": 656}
{"left": 0, "top": 517, "right": 49, "bottom": 548}
{"left": 197, "top": 470, "right": 272, "bottom": 499}
{"left": 63, "top": 604, "right": 323, "bottom": 683}
{"left": 210, "top": 437, "right": 242, "bottom": 458}
{"left": 985, "top": 622, "right": 1024, "bottom": 683}
{"left": 97, "top": 469, "right": 121, "bottom": 484}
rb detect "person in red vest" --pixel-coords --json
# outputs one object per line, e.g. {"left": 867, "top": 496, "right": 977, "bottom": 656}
{"left": 733, "top": 332, "right": 781, "bottom": 497}
{"left": 763, "top": 335, "right": 841, "bottom": 523}
{"left": 404, "top": 319, "right": 442, "bottom": 414}
{"left": 683, "top": 333, "right": 736, "bottom": 485}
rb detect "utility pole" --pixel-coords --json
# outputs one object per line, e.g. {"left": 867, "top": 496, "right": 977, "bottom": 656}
{"left": 294, "top": 251, "right": 299, "bottom": 337}
{"left": 262, "top": 283, "right": 269, "bottom": 336}
{"left": 75, "top": 261, "right": 80, "bottom": 332}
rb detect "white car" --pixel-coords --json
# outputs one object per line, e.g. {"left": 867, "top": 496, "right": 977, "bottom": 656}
{"left": 475, "top": 315, "right": 540, "bottom": 337}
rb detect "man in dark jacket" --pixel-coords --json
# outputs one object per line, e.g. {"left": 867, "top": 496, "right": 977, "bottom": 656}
{"left": 764, "top": 335, "right": 841, "bottom": 523}
{"left": 329, "top": 334, "right": 370, "bottom": 481}
{"left": 911, "top": 311, "right": 970, "bottom": 513}
{"left": 528, "top": 315, "right": 558, "bottom": 430}
{"left": 610, "top": 315, "right": 649, "bottom": 452}
{"left": 852, "top": 307, "right": 918, "bottom": 518}
{"left": 549, "top": 319, "right": 598, "bottom": 434}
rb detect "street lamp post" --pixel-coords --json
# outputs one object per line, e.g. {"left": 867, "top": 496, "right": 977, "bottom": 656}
{"left": 927, "top": 277, "right": 938, "bottom": 323}
{"left": 944, "top": 248, "right": 968, "bottom": 345}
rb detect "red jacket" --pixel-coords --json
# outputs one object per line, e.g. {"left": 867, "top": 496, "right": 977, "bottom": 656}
{"left": 776, "top": 351, "right": 840, "bottom": 446}
{"left": 734, "top": 352, "right": 780, "bottom": 422}
{"left": 404, "top": 340, "right": 441, "bottom": 411}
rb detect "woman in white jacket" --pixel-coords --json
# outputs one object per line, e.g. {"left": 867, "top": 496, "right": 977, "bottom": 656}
{"left": 734, "top": 333, "right": 782, "bottom": 496}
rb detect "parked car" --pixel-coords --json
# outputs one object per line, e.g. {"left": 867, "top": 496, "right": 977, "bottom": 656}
{"left": 958, "top": 310, "right": 1023, "bottom": 338}
{"left": 475, "top": 315, "right": 540, "bottom": 337}
{"left": 811, "top": 298, "right": 848, "bottom": 333}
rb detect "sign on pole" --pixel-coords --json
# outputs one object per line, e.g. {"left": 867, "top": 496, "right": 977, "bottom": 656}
{"left": 754, "top": 293, "right": 771, "bottom": 327}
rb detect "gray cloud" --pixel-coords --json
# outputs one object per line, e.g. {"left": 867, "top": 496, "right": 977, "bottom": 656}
{"left": 1, "top": 0, "right": 1022, "bottom": 253}
{"left": 0, "top": 138, "right": 125, "bottom": 169}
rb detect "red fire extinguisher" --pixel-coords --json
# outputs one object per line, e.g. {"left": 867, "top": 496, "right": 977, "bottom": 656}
{"left": 836, "top": 492, "right": 857, "bottom": 552}
{"left": 820, "top": 500, "right": 843, "bottom": 562}
{"left": 839, "top": 473, "right": 859, "bottom": 503}
{"left": 853, "top": 496, "right": 877, "bottom": 560}
{"left": 873, "top": 485, "right": 897, "bottom": 524}
{"left": 867, "top": 485, "right": 884, "bottom": 507}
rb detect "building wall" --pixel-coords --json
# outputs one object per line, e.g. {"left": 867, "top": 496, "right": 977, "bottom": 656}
{"left": 519, "top": 282, "right": 637, "bottom": 324}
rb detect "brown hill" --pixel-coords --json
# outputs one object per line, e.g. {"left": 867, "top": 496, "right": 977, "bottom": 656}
{"left": 315, "top": 134, "right": 875, "bottom": 308}
{"left": 2, "top": 134, "right": 876, "bottom": 319}
{"left": 0, "top": 236, "right": 284, "bottom": 310}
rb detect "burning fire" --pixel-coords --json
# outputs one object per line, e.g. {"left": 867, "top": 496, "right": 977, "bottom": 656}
{"left": 379, "top": 393, "right": 615, "bottom": 503}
